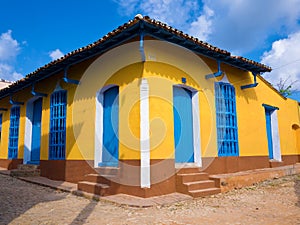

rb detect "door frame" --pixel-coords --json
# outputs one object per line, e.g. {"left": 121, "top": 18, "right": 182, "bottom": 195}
{"left": 173, "top": 84, "right": 202, "bottom": 167}
{"left": 95, "top": 84, "right": 119, "bottom": 167}
{"left": 24, "top": 96, "right": 43, "bottom": 164}
{"left": 263, "top": 104, "right": 282, "bottom": 161}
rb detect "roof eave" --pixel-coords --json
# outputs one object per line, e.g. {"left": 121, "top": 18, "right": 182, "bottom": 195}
{"left": 140, "top": 18, "right": 271, "bottom": 73}
{"left": 0, "top": 21, "right": 142, "bottom": 99}
{"left": 0, "top": 16, "right": 272, "bottom": 100}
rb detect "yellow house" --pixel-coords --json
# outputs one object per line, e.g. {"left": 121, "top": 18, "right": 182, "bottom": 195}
{"left": 0, "top": 15, "right": 299, "bottom": 198}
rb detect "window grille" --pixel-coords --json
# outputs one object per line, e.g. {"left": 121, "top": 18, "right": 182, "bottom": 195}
{"left": 215, "top": 82, "right": 239, "bottom": 156}
{"left": 8, "top": 107, "right": 20, "bottom": 159}
{"left": 49, "top": 90, "right": 67, "bottom": 160}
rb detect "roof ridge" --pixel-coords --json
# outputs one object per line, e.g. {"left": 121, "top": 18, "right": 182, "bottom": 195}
{"left": 0, "top": 15, "right": 272, "bottom": 97}
{"left": 137, "top": 15, "right": 271, "bottom": 71}
{"left": 26, "top": 15, "right": 271, "bottom": 82}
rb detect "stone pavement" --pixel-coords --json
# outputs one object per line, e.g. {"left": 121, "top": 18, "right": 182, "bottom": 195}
{"left": 1, "top": 172, "right": 299, "bottom": 225}
{"left": 0, "top": 167, "right": 191, "bottom": 208}
{"left": 1, "top": 163, "right": 300, "bottom": 208}
{"left": 211, "top": 163, "right": 300, "bottom": 192}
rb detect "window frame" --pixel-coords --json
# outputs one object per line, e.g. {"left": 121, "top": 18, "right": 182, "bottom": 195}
{"left": 49, "top": 90, "right": 67, "bottom": 160}
{"left": 215, "top": 82, "right": 239, "bottom": 157}
{"left": 8, "top": 106, "right": 21, "bottom": 159}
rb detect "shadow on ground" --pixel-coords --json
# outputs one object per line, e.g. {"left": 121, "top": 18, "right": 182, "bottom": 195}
{"left": 0, "top": 174, "right": 67, "bottom": 225}
{"left": 70, "top": 200, "right": 98, "bottom": 225}
{"left": 295, "top": 174, "right": 300, "bottom": 207}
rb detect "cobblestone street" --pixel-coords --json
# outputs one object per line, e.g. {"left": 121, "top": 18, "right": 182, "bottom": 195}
{"left": 0, "top": 173, "right": 300, "bottom": 225}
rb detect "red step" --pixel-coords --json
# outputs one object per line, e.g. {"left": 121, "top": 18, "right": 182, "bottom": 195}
{"left": 184, "top": 180, "right": 216, "bottom": 191}
{"left": 177, "top": 172, "right": 209, "bottom": 183}
{"left": 189, "top": 187, "right": 221, "bottom": 198}
{"left": 83, "top": 174, "right": 114, "bottom": 185}
{"left": 176, "top": 167, "right": 202, "bottom": 174}
{"left": 77, "top": 181, "right": 110, "bottom": 196}
{"left": 176, "top": 168, "right": 221, "bottom": 198}
{"left": 94, "top": 167, "right": 119, "bottom": 176}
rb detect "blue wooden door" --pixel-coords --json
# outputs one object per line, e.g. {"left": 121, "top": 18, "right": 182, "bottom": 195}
{"left": 31, "top": 98, "right": 42, "bottom": 163}
{"left": 101, "top": 86, "right": 119, "bottom": 167}
{"left": 173, "top": 86, "right": 194, "bottom": 163}
{"left": 265, "top": 109, "right": 274, "bottom": 159}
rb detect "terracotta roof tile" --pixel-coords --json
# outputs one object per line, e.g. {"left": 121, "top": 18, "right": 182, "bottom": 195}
{"left": 0, "top": 15, "right": 271, "bottom": 97}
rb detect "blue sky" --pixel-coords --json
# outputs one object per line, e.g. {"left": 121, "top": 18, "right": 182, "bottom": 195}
{"left": 1, "top": 0, "right": 300, "bottom": 99}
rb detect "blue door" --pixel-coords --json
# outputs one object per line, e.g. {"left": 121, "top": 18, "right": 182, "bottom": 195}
{"left": 30, "top": 98, "right": 42, "bottom": 164}
{"left": 173, "top": 86, "right": 194, "bottom": 163}
{"left": 100, "top": 86, "right": 119, "bottom": 167}
{"left": 265, "top": 109, "right": 273, "bottom": 159}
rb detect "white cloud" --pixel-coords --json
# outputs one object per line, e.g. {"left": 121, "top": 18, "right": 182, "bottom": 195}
{"left": 140, "top": 0, "right": 199, "bottom": 30}
{"left": 49, "top": 49, "right": 64, "bottom": 61}
{"left": 115, "top": 0, "right": 300, "bottom": 92}
{"left": 0, "top": 30, "right": 20, "bottom": 61}
{"left": 199, "top": 0, "right": 300, "bottom": 55}
{"left": 115, "top": 0, "right": 142, "bottom": 17}
{"left": 115, "top": 0, "right": 201, "bottom": 31}
{"left": 0, "top": 63, "right": 22, "bottom": 81}
{"left": 0, "top": 30, "right": 22, "bottom": 81}
{"left": 188, "top": 5, "right": 214, "bottom": 41}
{"left": 261, "top": 31, "right": 300, "bottom": 90}
{"left": 115, "top": 0, "right": 300, "bottom": 56}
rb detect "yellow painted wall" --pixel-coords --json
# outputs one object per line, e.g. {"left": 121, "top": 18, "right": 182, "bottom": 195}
{"left": 145, "top": 62, "right": 192, "bottom": 159}
{"left": 0, "top": 89, "right": 33, "bottom": 159}
{"left": 0, "top": 99, "right": 10, "bottom": 158}
{"left": 72, "top": 61, "right": 144, "bottom": 160}
{"left": 218, "top": 62, "right": 300, "bottom": 157}
{"left": 108, "top": 64, "right": 142, "bottom": 160}
{"left": 0, "top": 38, "right": 299, "bottom": 164}
{"left": 143, "top": 40, "right": 218, "bottom": 158}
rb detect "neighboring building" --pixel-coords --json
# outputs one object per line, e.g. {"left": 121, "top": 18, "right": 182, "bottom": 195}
{"left": 0, "top": 16, "right": 299, "bottom": 198}
{"left": 0, "top": 80, "right": 12, "bottom": 90}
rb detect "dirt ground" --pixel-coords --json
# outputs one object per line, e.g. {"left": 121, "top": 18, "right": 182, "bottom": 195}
{"left": 0, "top": 173, "right": 300, "bottom": 225}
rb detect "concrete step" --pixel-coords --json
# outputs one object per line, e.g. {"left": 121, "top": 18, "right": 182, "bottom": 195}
{"left": 177, "top": 172, "right": 209, "bottom": 183}
{"left": 77, "top": 181, "right": 110, "bottom": 196}
{"left": 17, "top": 164, "right": 39, "bottom": 170}
{"left": 269, "top": 160, "right": 285, "bottom": 168}
{"left": 188, "top": 187, "right": 221, "bottom": 198}
{"left": 176, "top": 168, "right": 220, "bottom": 198}
{"left": 83, "top": 174, "right": 115, "bottom": 185}
{"left": 184, "top": 180, "right": 216, "bottom": 191}
{"left": 10, "top": 169, "right": 40, "bottom": 177}
{"left": 94, "top": 167, "right": 119, "bottom": 176}
{"left": 176, "top": 167, "right": 202, "bottom": 174}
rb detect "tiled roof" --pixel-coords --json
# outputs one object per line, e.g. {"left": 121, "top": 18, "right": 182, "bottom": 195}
{"left": 141, "top": 16, "right": 271, "bottom": 72}
{"left": 0, "top": 15, "right": 272, "bottom": 99}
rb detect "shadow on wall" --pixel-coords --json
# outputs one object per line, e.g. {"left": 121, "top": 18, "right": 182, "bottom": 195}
{"left": 235, "top": 78, "right": 258, "bottom": 103}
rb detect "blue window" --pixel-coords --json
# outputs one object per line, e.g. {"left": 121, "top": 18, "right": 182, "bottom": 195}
{"left": 8, "top": 107, "right": 20, "bottom": 159}
{"left": 215, "top": 82, "right": 239, "bottom": 156}
{"left": 49, "top": 90, "right": 67, "bottom": 160}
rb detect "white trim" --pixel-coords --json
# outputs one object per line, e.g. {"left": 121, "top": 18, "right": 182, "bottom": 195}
{"left": 192, "top": 91, "right": 202, "bottom": 167}
{"left": 270, "top": 110, "right": 282, "bottom": 161}
{"left": 24, "top": 97, "right": 40, "bottom": 164}
{"left": 140, "top": 78, "right": 150, "bottom": 188}
{"left": 219, "top": 72, "right": 230, "bottom": 83}
{"left": 53, "top": 82, "right": 64, "bottom": 92}
{"left": 174, "top": 84, "right": 202, "bottom": 167}
{"left": 94, "top": 84, "right": 118, "bottom": 167}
